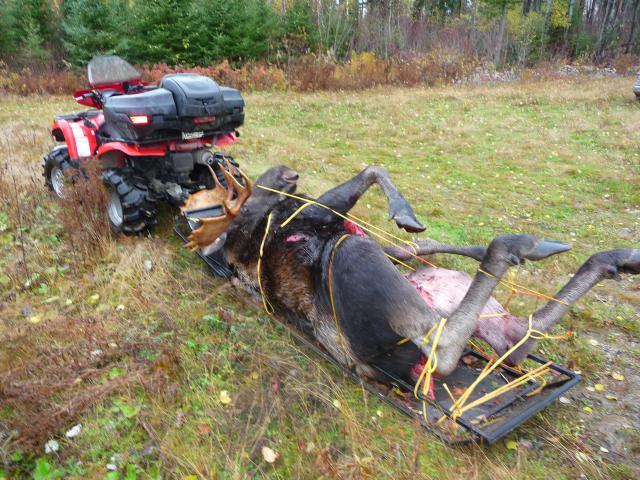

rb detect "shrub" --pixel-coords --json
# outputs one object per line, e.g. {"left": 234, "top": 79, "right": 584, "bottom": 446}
{"left": 612, "top": 53, "right": 640, "bottom": 75}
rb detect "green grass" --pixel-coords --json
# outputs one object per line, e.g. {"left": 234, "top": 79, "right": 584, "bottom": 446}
{"left": 0, "top": 76, "right": 639, "bottom": 479}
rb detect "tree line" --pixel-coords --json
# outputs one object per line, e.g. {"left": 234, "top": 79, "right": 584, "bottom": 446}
{"left": 0, "top": 0, "right": 637, "bottom": 69}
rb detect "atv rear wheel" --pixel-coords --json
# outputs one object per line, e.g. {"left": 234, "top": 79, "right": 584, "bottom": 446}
{"left": 43, "top": 146, "right": 75, "bottom": 198}
{"left": 102, "top": 169, "right": 157, "bottom": 235}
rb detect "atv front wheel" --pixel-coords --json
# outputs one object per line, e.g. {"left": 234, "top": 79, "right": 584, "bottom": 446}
{"left": 43, "top": 146, "right": 75, "bottom": 198}
{"left": 102, "top": 169, "right": 157, "bottom": 235}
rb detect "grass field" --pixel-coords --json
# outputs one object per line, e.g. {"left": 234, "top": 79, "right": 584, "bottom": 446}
{"left": 0, "top": 77, "right": 639, "bottom": 479}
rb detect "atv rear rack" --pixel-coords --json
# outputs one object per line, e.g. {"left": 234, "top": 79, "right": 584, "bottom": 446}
{"left": 175, "top": 225, "right": 581, "bottom": 446}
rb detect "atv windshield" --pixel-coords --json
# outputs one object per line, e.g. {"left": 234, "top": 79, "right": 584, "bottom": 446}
{"left": 87, "top": 55, "right": 141, "bottom": 87}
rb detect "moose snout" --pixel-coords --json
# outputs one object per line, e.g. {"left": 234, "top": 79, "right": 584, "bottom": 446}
{"left": 284, "top": 169, "right": 299, "bottom": 183}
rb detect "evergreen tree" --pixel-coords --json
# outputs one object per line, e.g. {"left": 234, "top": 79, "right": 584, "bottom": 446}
{"left": 281, "top": 0, "right": 319, "bottom": 56}
{"left": 62, "top": 0, "right": 133, "bottom": 65}
{"left": 184, "top": 0, "right": 280, "bottom": 64}
{"left": 0, "top": 0, "right": 17, "bottom": 59}
{"left": 120, "top": 0, "right": 190, "bottom": 65}
{"left": 0, "top": 0, "right": 59, "bottom": 64}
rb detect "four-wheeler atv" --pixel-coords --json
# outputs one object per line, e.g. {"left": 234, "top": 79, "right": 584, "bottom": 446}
{"left": 43, "top": 55, "right": 245, "bottom": 234}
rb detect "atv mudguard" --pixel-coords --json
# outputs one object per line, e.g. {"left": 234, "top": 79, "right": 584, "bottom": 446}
{"left": 96, "top": 142, "right": 166, "bottom": 158}
{"left": 52, "top": 115, "right": 102, "bottom": 160}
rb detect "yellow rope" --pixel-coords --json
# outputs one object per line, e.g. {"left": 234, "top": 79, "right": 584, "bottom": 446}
{"left": 449, "top": 315, "right": 537, "bottom": 418}
{"left": 257, "top": 212, "right": 275, "bottom": 315}
{"left": 253, "top": 185, "right": 573, "bottom": 428}
{"left": 328, "top": 234, "right": 352, "bottom": 364}
{"left": 444, "top": 314, "right": 570, "bottom": 422}
{"left": 346, "top": 211, "right": 419, "bottom": 250}
{"left": 413, "top": 318, "right": 447, "bottom": 422}
{"left": 280, "top": 202, "right": 312, "bottom": 228}
{"left": 478, "top": 268, "right": 570, "bottom": 306}
{"left": 478, "top": 312, "right": 510, "bottom": 318}
{"left": 384, "top": 253, "right": 416, "bottom": 271}
{"left": 449, "top": 363, "right": 552, "bottom": 417}
{"left": 255, "top": 184, "right": 437, "bottom": 268}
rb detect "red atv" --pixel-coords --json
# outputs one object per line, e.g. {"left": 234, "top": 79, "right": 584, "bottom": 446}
{"left": 43, "top": 55, "right": 244, "bottom": 234}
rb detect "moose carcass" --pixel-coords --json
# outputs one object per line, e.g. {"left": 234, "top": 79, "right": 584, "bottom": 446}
{"left": 183, "top": 163, "right": 640, "bottom": 383}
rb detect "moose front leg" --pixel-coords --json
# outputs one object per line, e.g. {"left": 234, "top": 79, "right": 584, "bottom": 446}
{"left": 299, "top": 166, "right": 426, "bottom": 233}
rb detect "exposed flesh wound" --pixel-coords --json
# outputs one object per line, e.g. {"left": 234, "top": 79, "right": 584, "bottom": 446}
{"left": 405, "top": 267, "right": 520, "bottom": 355}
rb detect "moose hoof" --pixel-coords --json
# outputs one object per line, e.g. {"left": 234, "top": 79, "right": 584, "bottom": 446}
{"left": 487, "top": 234, "right": 572, "bottom": 266}
{"left": 389, "top": 199, "right": 425, "bottom": 233}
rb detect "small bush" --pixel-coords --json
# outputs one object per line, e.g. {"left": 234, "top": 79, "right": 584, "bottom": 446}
{"left": 56, "top": 161, "right": 111, "bottom": 259}
{"left": 612, "top": 53, "right": 640, "bottom": 74}
{"left": 0, "top": 61, "right": 84, "bottom": 94}
{"left": 138, "top": 60, "right": 288, "bottom": 91}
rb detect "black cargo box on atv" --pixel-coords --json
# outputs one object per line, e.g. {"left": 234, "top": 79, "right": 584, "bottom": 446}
{"left": 101, "top": 74, "right": 244, "bottom": 144}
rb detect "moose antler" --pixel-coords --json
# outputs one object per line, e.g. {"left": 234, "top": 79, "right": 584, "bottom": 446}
{"left": 181, "top": 159, "right": 252, "bottom": 251}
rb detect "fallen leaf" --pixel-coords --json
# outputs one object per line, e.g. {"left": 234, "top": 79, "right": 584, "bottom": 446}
{"left": 65, "top": 424, "right": 82, "bottom": 438}
{"left": 506, "top": 440, "right": 518, "bottom": 450}
{"left": 44, "top": 439, "right": 59, "bottom": 454}
{"left": 88, "top": 294, "right": 100, "bottom": 305}
{"left": 605, "top": 395, "right": 617, "bottom": 401}
{"left": 28, "top": 314, "right": 41, "bottom": 324}
{"left": 261, "top": 446, "right": 278, "bottom": 464}
{"left": 453, "top": 386, "right": 465, "bottom": 396}
{"left": 575, "top": 451, "right": 589, "bottom": 463}
{"left": 594, "top": 383, "right": 605, "bottom": 393}
{"left": 376, "top": 409, "right": 383, "bottom": 418}
{"left": 583, "top": 406, "right": 593, "bottom": 413}
{"left": 611, "top": 372, "right": 625, "bottom": 381}
{"left": 219, "top": 390, "right": 231, "bottom": 405}
{"left": 271, "top": 376, "right": 280, "bottom": 393}
{"left": 197, "top": 423, "right": 211, "bottom": 436}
